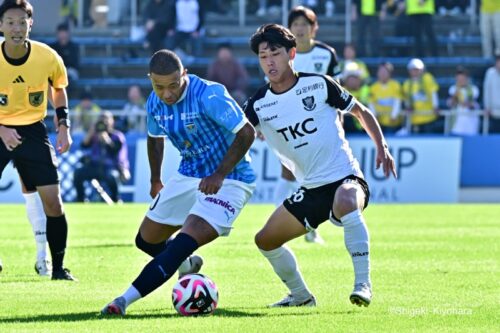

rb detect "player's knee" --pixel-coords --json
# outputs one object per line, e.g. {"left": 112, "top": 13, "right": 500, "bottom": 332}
{"left": 333, "top": 187, "right": 359, "bottom": 218}
{"left": 43, "top": 199, "right": 63, "bottom": 216}
{"left": 135, "top": 232, "right": 154, "bottom": 255}
{"left": 255, "top": 230, "right": 280, "bottom": 251}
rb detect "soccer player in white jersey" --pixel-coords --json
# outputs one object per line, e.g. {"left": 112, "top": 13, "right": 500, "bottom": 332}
{"left": 282, "top": 5, "right": 340, "bottom": 244}
{"left": 244, "top": 24, "right": 397, "bottom": 307}
{"left": 101, "top": 49, "right": 256, "bottom": 315}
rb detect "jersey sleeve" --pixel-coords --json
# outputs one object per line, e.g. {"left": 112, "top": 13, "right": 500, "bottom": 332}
{"left": 49, "top": 52, "right": 68, "bottom": 89}
{"left": 203, "top": 84, "right": 247, "bottom": 134}
{"left": 324, "top": 75, "right": 356, "bottom": 112}
{"left": 146, "top": 93, "right": 167, "bottom": 137}
{"left": 242, "top": 96, "right": 259, "bottom": 127}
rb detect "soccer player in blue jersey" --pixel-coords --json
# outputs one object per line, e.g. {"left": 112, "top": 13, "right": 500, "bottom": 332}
{"left": 101, "top": 49, "right": 256, "bottom": 315}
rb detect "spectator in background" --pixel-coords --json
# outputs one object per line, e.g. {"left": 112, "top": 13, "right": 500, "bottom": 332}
{"left": 338, "top": 43, "right": 370, "bottom": 84}
{"left": 143, "top": 0, "right": 175, "bottom": 54}
{"left": 72, "top": 91, "right": 102, "bottom": 133}
{"left": 49, "top": 23, "right": 79, "bottom": 86}
{"left": 483, "top": 54, "right": 500, "bottom": 133}
{"left": 405, "top": 0, "right": 438, "bottom": 57}
{"left": 73, "top": 111, "right": 130, "bottom": 203}
{"left": 369, "top": 62, "right": 404, "bottom": 134}
{"left": 402, "top": 58, "right": 441, "bottom": 133}
{"left": 352, "top": 0, "right": 385, "bottom": 57}
{"left": 60, "top": 0, "right": 78, "bottom": 26}
{"left": 447, "top": 66, "right": 480, "bottom": 136}
{"left": 341, "top": 62, "right": 370, "bottom": 133}
{"left": 207, "top": 43, "right": 249, "bottom": 106}
{"left": 90, "top": 0, "right": 108, "bottom": 27}
{"left": 122, "top": 85, "right": 147, "bottom": 133}
{"left": 170, "top": 0, "right": 206, "bottom": 57}
{"left": 479, "top": 0, "right": 500, "bottom": 59}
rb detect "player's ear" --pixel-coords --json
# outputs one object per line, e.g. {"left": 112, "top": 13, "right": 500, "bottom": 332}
{"left": 28, "top": 18, "right": 33, "bottom": 32}
{"left": 289, "top": 47, "right": 296, "bottom": 60}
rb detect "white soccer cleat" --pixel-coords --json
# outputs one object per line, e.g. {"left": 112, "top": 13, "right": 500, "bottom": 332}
{"left": 304, "top": 230, "right": 325, "bottom": 244}
{"left": 101, "top": 296, "right": 127, "bottom": 316}
{"left": 350, "top": 283, "right": 372, "bottom": 307}
{"left": 178, "top": 255, "right": 204, "bottom": 278}
{"left": 0, "top": 258, "right": 3, "bottom": 273}
{"left": 34, "top": 259, "right": 52, "bottom": 277}
{"left": 268, "top": 294, "right": 317, "bottom": 308}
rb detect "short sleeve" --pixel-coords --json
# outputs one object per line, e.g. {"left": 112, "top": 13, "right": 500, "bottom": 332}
{"left": 242, "top": 96, "right": 259, "bottom": 127}
{"left": 146, "top": 93, "right": 167, "bottom": 137}
{"left": 203, "top": 84, "right": 247, "bottom": 134}
{"left": 324, "top": 75, "right": 355, "bottom": 112}
{"left": 49, "top": 52, "right": 68, "bottom": 89}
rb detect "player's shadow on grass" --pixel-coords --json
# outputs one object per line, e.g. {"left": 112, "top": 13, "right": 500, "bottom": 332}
{"left": 72, "top": 243, "right": 133, "bottom": 249}
{"left": 0, "top": 308, "right": 318, "bottom": 323}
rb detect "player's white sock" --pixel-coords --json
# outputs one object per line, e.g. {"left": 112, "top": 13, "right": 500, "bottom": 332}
{"left": 274, "top": 178, "right": 298, "bottom": 206}
{"left": 122, "top": 285, "right": 142, "bottom": 308}
{"left": 23, "top": 192, "right": 48, "bottom": 261}
{"left": 341, "top": 209, "right": 371, "bottom": 285}
{"left": 260, "top": 246, "right": 312, "bottom": 301}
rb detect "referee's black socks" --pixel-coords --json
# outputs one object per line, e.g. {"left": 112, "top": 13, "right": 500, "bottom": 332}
{"left": 46, "top": 215, "right": 68, "bottom": 271}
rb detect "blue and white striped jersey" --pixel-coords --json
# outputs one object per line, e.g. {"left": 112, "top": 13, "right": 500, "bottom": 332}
{"left": 146, "top": 74, "right": 256, "bottom": 184}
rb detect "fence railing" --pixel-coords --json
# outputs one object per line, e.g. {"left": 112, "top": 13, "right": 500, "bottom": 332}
{"left": 46, "top": 108, "right": 496, "bottom": 136}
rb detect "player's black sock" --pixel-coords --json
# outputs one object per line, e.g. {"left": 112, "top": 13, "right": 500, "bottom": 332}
{"left": 46, "top": 215, "right": 68, "bottom": 271}
{"left": 135, "top": 232, "right": 170, "bottom": 257}
{"left": 132, "top": 233, "right": 198, "bottom": 297}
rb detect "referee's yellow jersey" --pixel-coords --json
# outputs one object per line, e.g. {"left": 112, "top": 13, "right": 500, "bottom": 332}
{"left": 0, "top": 40, "right": 68, "bottom": 126}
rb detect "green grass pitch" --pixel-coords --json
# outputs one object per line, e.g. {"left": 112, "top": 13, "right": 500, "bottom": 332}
{"left": 0, "top": 204, "right": 498, "bottom": 332}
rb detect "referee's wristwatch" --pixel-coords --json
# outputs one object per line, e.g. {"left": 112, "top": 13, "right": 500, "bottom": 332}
{"left": 58, "top": 118, "right": 71, "bottom": 129}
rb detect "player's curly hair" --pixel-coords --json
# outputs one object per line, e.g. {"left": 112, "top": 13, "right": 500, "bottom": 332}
{"left": 0, "top": 0, "right": 33, "bottom": 20}
{"left": 149, "top": 49, "right": 183, "bottom": 75}
{"left": 250, "top": 24, "right": 296, "bottom": 55}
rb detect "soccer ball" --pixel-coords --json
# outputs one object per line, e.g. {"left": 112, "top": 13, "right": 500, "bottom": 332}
{"left": 172, "top": 273, "right": 218, "bottom": 316}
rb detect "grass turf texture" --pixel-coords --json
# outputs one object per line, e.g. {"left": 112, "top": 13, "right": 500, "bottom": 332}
{"left": 0, "top": 204, "right": 498, "bottom": 332}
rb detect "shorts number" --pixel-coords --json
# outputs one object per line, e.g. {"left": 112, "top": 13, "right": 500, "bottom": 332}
{"left": 291, "top": 189, "right": 305, "bottom": 203}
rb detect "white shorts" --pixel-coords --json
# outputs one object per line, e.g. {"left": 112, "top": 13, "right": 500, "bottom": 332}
{"left": 146, "top": 173, "right": 255, "bottom": 236}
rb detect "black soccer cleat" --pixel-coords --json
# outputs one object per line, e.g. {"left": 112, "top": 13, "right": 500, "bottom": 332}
{"left": 52, "top": 268, "right": 78, "bottom": 281}
{"left": 0, "top": 258, "right": 3, "bottom": 273}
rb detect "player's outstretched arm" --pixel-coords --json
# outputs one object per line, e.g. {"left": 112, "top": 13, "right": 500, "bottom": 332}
{"left": 147, "top": 136, "right": 165, "bottom": 198}
{"left": 350, "top": 101, "right": 398, "bottom": 179}
{"left": 199, "top": 122, "right": 256, "bottom": 195}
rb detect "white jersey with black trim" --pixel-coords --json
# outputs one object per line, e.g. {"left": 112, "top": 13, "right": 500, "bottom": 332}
{"left": 293, "top": 41, "right": 339, "bottom": 77}
{"left": 244, "top": 72, "right": 363, "bottom": 189}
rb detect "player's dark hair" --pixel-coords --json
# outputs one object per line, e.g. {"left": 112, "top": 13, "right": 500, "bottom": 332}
{"left": 288, "top": 6, "right": 317, "bottom": 28}
{"left": 250, "top": 24, "right": 296, "bottom": 55}
{"left": 379, "top": 62, "right": 394, "bottom": 74}
{"left": 0, "top": 0, "right": 33, "bottom": 20}
{"left": 149, "top": 49, "right": 183, "bottom": 75}
{"left": 455, "top": 65, "right": 468, "bottom": 76}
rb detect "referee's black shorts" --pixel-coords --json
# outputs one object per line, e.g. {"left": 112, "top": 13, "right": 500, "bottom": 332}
{"left": 283, "top": 175, "right": 370, "bottom": 230}
{"left": 0, "top": 121, "right": 59, "bottom": 191}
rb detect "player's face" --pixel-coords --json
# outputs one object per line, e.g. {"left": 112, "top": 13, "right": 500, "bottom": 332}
{"left": 290, "top": 16, "right": 315, "bottom": 42}
{"left": 0, "top": 9, "right": 32, "bottom": 46}
{"left": 408, "top": 68, "right": 422, "bottom": 79}
{"left": 258, "top": 42, "right": 295, "bottom": 84}
{"left": 150, "top": 69, "right": 187, "bottom": 105}
{"left": 377, "top": 66, "right": 390, "bottom": 82}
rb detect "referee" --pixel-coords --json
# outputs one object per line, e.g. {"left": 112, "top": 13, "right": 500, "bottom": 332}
{"left": 0, "top": 0, "right": 76, "bottom": 281}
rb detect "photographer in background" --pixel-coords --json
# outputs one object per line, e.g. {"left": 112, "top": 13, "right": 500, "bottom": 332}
{"left": 73, "top": 111, "right": 130, "bottom": 203}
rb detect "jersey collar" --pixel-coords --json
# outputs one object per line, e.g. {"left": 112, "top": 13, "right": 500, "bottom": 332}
{"left": 2, "top": 40, "right": 31, "bottom": 66}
